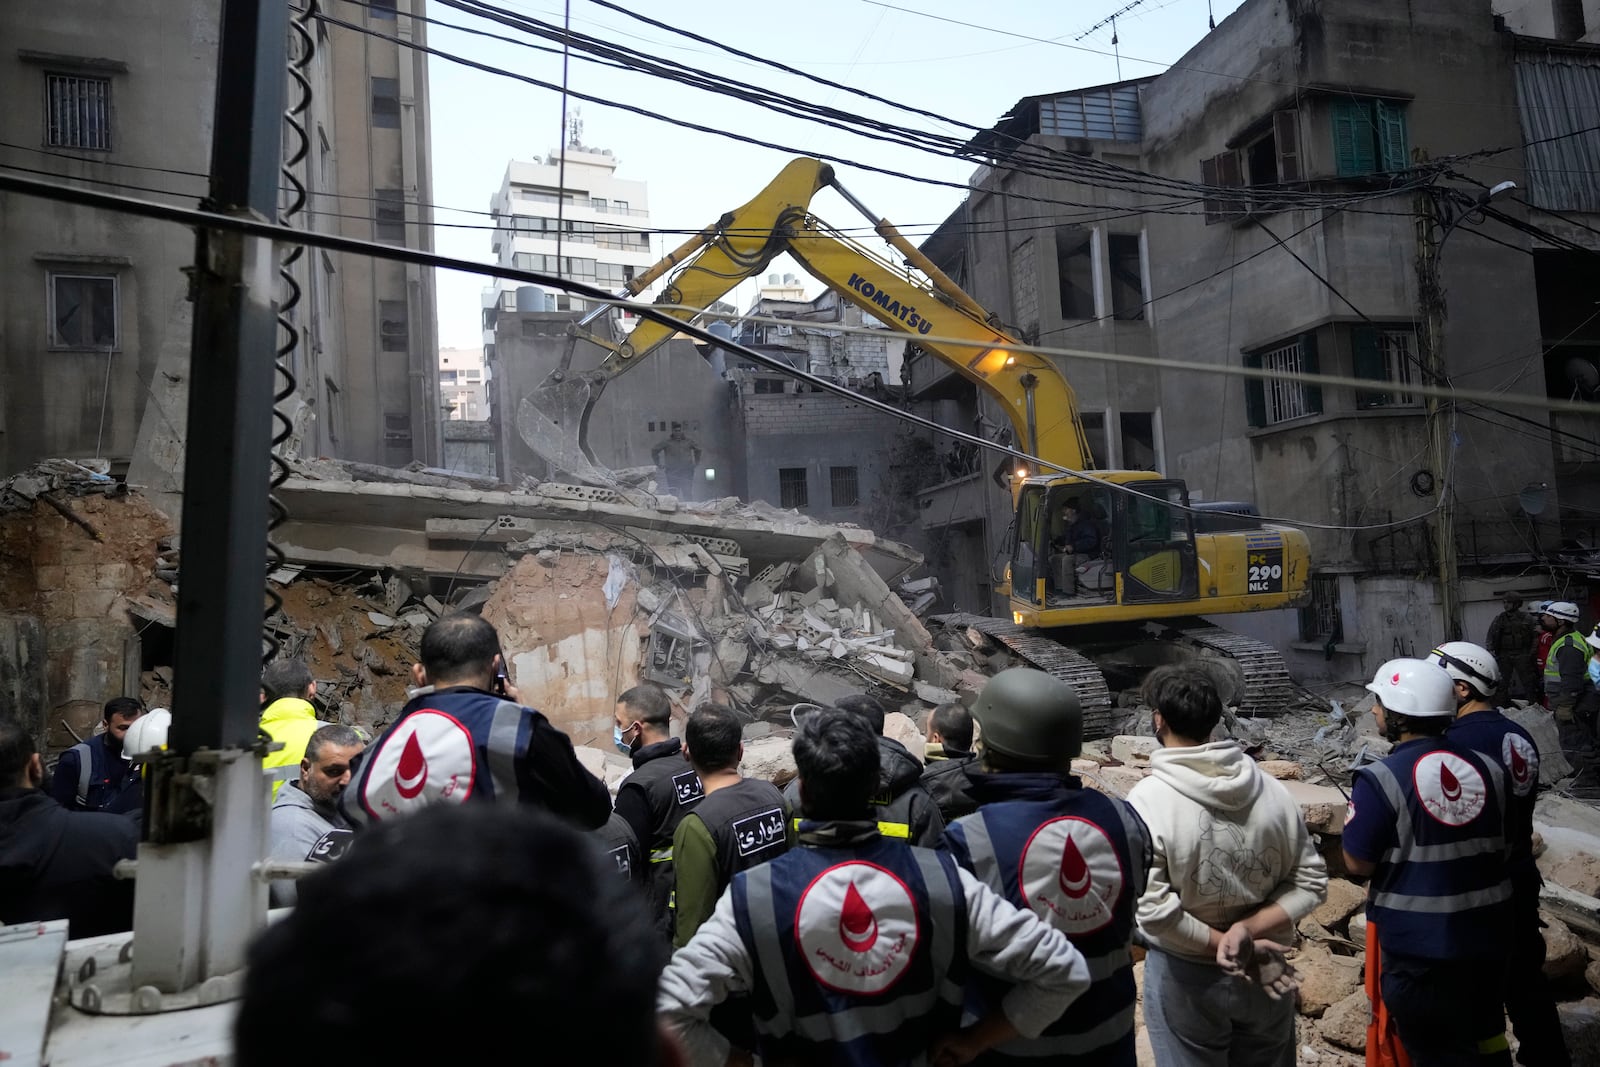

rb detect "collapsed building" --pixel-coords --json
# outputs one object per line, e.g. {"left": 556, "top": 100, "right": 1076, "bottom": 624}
{"left": 5, "top": 456, "right": 1600, "bottom": 1061}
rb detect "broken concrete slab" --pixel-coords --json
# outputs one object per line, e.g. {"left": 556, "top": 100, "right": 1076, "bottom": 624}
{"left": 1111, "top": 735, "right": 1159, "bottom": 765}
{"left": 883, "top": 712, "right": 924, "bottom": 763}
{"left": 754, "top": 659, "right": 862, "bottom": 708}
{"left": 740, "top": 736, "right": 797, "bottom": 786}
{"left": 1277, "top": 779, "right": 1348, "bottom": 835}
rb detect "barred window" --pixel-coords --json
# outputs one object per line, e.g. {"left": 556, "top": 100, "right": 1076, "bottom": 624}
{"left": 1299, "top": 575, "right": 1343, "bottom": 642}
{"left": 830, "top": 466, "right": 859, "bottom": 508}
{"left": 779, "top": 468, "right": 808, "bottom": 509}
{"left": 1354, "top": 326, "right": 1420, "bottom": 408}
{"left": 46, "top": 73, "right": 111, "bottom": 151}
{"left": 1244, "top": 333, "right": 1322, "bottom": 427}
{"left": 379, "top": 299, "right": 409, "bottom": 352}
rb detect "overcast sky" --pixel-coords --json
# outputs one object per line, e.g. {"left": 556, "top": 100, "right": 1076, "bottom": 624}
{"left": 422, "top": 0, "right": 1249, "bottom": 349}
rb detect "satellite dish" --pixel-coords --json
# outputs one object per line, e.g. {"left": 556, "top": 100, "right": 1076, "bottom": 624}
{"left": 1566, "top": 356, "right": 1600, "bottom": 400}
{"left": 1519, "top": 482, "right": 1552, "bottom": 517}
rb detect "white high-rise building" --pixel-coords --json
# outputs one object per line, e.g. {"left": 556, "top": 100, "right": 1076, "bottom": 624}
{"left": 482, "top": 143, "right": 656, "bottom": 340}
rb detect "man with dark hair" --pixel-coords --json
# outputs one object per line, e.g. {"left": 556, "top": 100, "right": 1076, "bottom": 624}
{"left": 1344, "top": 658, "right": 1515, "bottom": 1066}
{"left": 236, "top": 804, "right": 683, "bottom": 1066}
{"left": 340, "top": 613, "right": 608, "bottom": 832}
{"left": 1128, "top": 665, "right": 1327, "bottom": 1067}
{"left": 260, "top": 659, "right": 320, "bottom": 801}
{"left": 659, "top": 708, "right": 1092, "bottom": 1066}
{"left": 672, "top": 703, "right": 790, "bottom": 948}
{"left": 0, "top": 716, "right": 138, "bottom": 937}
{"left": 944, "top": 669, "right": 1152, "bottom": 1065}
{"left": 268, "top": 724, "right": 367, "bottom": 907}
{"left": 49, "top": 696, "right": 144, "bottom": 815}
{"left": 783, "top": 692, "right": 944, "bottom": 846}
{"left": 1052, "top": 497, "right": 1103, "bottom": 556}
{"left": 921, "top": 702, "right": 979, "bottom": 822}
{"left": 614, "top": 683, "right": 703, "bottom": 941}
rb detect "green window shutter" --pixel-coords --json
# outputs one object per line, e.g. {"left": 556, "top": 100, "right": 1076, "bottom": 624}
{"left": 1244, "top": 351, "right": 1267, "bottom": 427}
{"left": 1301, "top": 332, "right": 1323, "bottom": 414}
{"left": 1352, "top": 325, "right": 1387, "bottom": 408}
{"left": 1376, "top": 100, "right": 1409, "bottom": 172}
{"left": 1331, "top": 99, "right": 1376, "bottom": 176}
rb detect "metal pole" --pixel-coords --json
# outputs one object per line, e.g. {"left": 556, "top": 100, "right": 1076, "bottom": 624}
{"left": 1416, "top": 189, "right": 1461, "bottom": 641}
{"left": 132, "top": 0, "right": 287, "bottom": 994}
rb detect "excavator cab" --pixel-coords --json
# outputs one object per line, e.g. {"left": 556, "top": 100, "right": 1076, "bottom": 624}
{"left": 1113, "top": 480, "right": 1199, "bottom": 603}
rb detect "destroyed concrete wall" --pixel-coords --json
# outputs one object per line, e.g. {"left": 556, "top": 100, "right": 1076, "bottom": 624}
{"left": 441, "top": 420, "right": 496, "bottom": 478}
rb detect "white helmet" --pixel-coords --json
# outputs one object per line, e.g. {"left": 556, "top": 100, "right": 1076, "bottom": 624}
{"left": 122, "top": 707, "right": 171, "bottom": 759}
{"left": 1365, "top": 658, "right": 1457, "bottom": 718}
{"left": 1543, "top": 601, "right": 1581, "bottom": 624}
{"left": 1428, "top": 641, "right": 1501, "bottom": 696}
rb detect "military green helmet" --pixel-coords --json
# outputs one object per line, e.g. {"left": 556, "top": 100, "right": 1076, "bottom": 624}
{"left": 970, "top": 667, "right": 1083, "bottom": 765}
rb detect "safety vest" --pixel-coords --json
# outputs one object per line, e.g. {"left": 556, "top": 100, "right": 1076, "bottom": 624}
{"left": 1444, "top": 711, "right": 1540, "bottom": 896}
{"left": 60, "top": 736, "right": 140, "bottom": 813}
{"left": 618, "top": 739, "right": 703, "bottom": 937}
{"left": 597, "top": 811, "right": 643, "bottom": 886}
{"left": 944, "top": 774, "right": 1147, "bottom": 1063}
{"left": 1545, "top": 630, "right": 1592, "bottom": 692}
{"left": 1356, "top": 739, "right": 1512, "bottom": 961}
{"left": 730, "top": 826, "right": 967, "bottom": 1066}
{"left": 694, "top": 777, "right": 791, "bottom": 886}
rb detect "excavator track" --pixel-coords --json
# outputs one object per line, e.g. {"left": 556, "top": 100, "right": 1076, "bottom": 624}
{"left": 933, "top": 614, "right": 1296, "bottom": 738}
{"left": 933, "top": 613, "right": 1118, "bottom": 739}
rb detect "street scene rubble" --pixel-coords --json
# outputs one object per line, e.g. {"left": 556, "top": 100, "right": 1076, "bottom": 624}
{"left": 6, "top": 451, "right": 1600, "bottom": 1063}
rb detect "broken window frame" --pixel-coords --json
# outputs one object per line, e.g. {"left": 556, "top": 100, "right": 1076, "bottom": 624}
{"left": 1054, "top": 227, "right": 1095, "bottom": 321}
{"left": 47, "top": 271, "right": 119, "bottom": 350}
{"left": 1107, "top": 233, "right": 1145, "bottom": 321}
{"left": 1201, "top": 110, "right": 1301, "bottom": 224}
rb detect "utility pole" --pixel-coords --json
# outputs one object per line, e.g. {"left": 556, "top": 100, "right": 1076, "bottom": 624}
{"left": 1416, "top": 188, "right": 1461, "bottom": 642}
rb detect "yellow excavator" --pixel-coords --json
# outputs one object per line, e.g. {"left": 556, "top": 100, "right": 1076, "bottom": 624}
{"left": 519, "top": 158, "right": 1312, "bottom": 732}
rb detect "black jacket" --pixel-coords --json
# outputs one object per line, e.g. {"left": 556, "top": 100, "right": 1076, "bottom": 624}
{"left": 614, "top": 737, "right": 703, "bottom": 939}
{"left": 783, "top": 736, "right": 945, "bottom": 847}
{"left": 0, "top": 787, "right": 138, "bottom": 938}
{"left": 920, "top": 747, "right": 980, "bottom": 823}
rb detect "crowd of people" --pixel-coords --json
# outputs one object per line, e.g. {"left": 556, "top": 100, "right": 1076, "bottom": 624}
{"left": 2, "top": 601, "right": 1598, "bottom": 1065}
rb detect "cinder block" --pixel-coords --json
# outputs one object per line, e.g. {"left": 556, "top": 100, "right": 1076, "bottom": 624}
{"left": 62, "top": 565, "right": 98, "bottom": 592}
{"left": 72, "top": 590, "right": 118, "bottom": 618}
{"left": 34, "top": 565, "right": 65, "bottom": 591}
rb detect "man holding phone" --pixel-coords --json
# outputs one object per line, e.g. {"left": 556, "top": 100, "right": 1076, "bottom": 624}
{"left": 340, "top": 613, "right": 610, "bottom": 832}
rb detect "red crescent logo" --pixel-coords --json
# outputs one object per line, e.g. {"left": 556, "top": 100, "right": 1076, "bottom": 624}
{"left": 1440, "top": 762, "right": 1462, "bottom": 802}
{"left": 394, "top": 730, "right": 429, "bottom": 799}
{"left": 1391, "top": 672, "right": 1402, "bottom": 685}
{"left": 1058, "top": 835, "right": 1092, "bottom": 899}
{"left": 839, "top": 881, "right": 879, "bottom": 953}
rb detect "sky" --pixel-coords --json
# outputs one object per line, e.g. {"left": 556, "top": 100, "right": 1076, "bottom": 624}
{"left": 422, "top": 0, "right": 1250, "bottom": 350}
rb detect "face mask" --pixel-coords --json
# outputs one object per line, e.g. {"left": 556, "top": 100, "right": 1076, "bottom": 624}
{"left": 614, "top": 723, "right": 630, "bottom": 755}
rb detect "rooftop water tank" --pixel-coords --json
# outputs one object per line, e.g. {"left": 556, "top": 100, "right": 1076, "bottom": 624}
{"left": 514, "top": 286, "right": 548, "bottom": 312}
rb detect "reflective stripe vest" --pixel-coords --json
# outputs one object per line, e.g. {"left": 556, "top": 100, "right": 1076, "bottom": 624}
{"left": 1443, "top": 711, "right": 1540, "bottom": 896}
{"left": 944, "top": 774, "right": 1147, "bottom": 1063}
{"left": 1545, "top": 630, "right": 1592, "bottom": 702}
{"left": 1357, "top": 739, "right": 1512, "bottom": 961}
{"left": 730, "top": 829, "right": 968, "bottom": 1066}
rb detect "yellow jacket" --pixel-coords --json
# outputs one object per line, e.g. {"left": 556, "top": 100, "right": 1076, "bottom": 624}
{"left": 261, "top": 697, "right": 321, "bottom": 800}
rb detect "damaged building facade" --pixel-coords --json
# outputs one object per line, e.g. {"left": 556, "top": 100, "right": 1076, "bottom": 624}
{"left": 914, "top": 0, "right": 1600, "bottom": 684}
{"left": 0, "top": 0, "right": 443, "bottom": 484}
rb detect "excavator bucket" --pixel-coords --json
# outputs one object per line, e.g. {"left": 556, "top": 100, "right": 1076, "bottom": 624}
{"left": 514, "top": 331, "right": 618, "bottom": 487}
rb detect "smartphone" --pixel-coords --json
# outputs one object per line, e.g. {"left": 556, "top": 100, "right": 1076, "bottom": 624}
{"left": 493, "top": 651, "right": 510, "bottom": 697}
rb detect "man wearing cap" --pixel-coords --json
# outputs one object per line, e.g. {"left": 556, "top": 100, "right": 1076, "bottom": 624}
{"left": 942, "top": 668, "right": 1152, "bottom": 1065}
{"left": 1343, "top": 658, "right": 1514, "bottom": 1066}
{"left": 1541, "top": 601, "right": 1592, "bottom": 772}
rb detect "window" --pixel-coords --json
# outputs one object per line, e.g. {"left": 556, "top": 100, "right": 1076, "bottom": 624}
{"left": 1107, "top": 234, "right": 1144, "bottom": 321}
{"left": 375, "top": 188, "right": 405, "bottom": 243}
{"left": 1055, "top": 228, "right": 1094, "bottom": 320}
{"left": 384, "top": 412, "right": 412, "bottom": 444}
{"left": 379, "top": 299, "right": 409, "bottom": 352}
{"left": 1080, "top": 411, "right": 1107, "bottom": 468}
{"left": 1331, "top": 98, "right": 1408, "bottom": 177}
{"left": 1299, "top": 575, "right": 1344, "bottom": 642}
{"left": 371, "top": 77, "right": 400, "bottom": 128}
{"left": 45, "top": 73, "right": 111, "bottom": 151}
{"left": 830, "top": 466, "right": 860, "bottom": 507}
{"left": 613, "top": 200, "right": 630, "bottom": 213}
{"left": 1353, "top": 325, "right": 1420, "bottom": 408}
{"left": 1120, "top": 412, "right": 1156, "bottom": 470}
{"left": 591, "top": 196, "right": 607, "bottom": 212}
{"left": 370, "top": 0, "right": 397, "bottom": 15}
{"left": 1244, "top": 334, "right": 1322, "bottom": 426}
{"left": 49, "top": 272, "right": 118, "bottom": 348}
{"left": 753, "top": 377, "right": 785, "bottom": 394}
{"left": 596, "top": 263, "right": 633, "bottom": 288}
{"left": 779, "top": 468, "right": 808, "bottom": 509}
{"left": 1201, "top": 111, "right": 1301, "bottom": 223}
{"left": 440, "top": 370, "right": 458, "bottom": 384}
{"left": 324, "top": 378, "right": 341, "bottom": 443}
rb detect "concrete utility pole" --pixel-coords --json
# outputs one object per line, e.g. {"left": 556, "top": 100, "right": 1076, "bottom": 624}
{"left": 1415, "top": 179, "right": 1518, "bottom": 643}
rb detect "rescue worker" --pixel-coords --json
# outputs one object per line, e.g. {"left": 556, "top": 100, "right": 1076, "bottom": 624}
{"left": 942, "top": 668, "right": 1151, "bottom": 1065}
{"left": 49, "top": 696, "right": 144, "bottom": 815}
{"left": 782, "top": 693, "right": 945, "bottom": 846}
{"left": 1342, "top": 658, "right": 1514, "bottom": 1067}
{"left": 1432, "top": 642, "right": 1569, "bottom": 1067}
{"left": 266, "top": 724, "right": 366, "bottom": 908}
{"left": 1486, "top": 593, "right": 1538, "bottom": 702}
{"left": 340, "top": 613, "right": 609, "bottom": 831}
{"left": 612, "top": 683, "right": 703, "bottom": 942}
{"left": 672, "top": 702, "right": 791, "bottom": 948}
{"left": 1128, "top": 665, "right": 1327, "bottom": 1067}
{"left": 657, "top": 708, "right": 1094, "bottom": 1067}
{"left": 597, "top": 810, "right": 644, "bottom": 888}
{"left": 921, "top": 701, "right": 979, "bottom": 822}
{"left": 260, "top": 659, "right": 321, "bottom": 801}
{"left": 1541, "top": 602, "right": 1593, "bottom": 771}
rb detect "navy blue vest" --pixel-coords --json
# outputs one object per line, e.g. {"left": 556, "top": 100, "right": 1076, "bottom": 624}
{"left": 944, "top": 773, "right": 1147, "bottom": 1063}
{"left": 1444, "top": 710, "right": 1540, "bottom": 898}
{"left": 730, "top": 825, "right": 968, "bottom": 1067}
{"left": 1356, "top": 738, "right": 1512, "bottom": 961}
